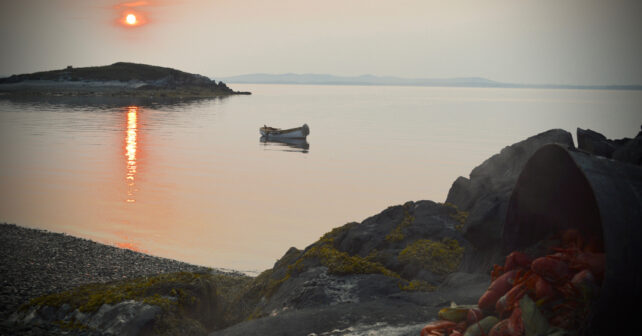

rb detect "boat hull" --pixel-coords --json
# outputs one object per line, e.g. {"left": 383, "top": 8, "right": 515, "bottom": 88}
{"left": 260, "top": 124, "right": 309, "bottom": 139}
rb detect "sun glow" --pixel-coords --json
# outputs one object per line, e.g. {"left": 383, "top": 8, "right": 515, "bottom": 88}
{"left": 115, "top": 0, "right": 149, "bottom": 27}
{"left": 126, "top": 14, "right": 137, "bottom": 25}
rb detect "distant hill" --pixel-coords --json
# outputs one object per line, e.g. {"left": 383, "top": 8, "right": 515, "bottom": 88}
{"left": 219, "top": 73, "right": 501, "bottom": 87}
{"left": 0, "top": 62, "right": 250, "bottom": 97}
{"left": 219, "top": 73, "right": 642, "bottom": 91}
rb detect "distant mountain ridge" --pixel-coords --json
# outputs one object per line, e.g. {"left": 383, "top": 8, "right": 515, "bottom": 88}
{"left": 219, "top": 73, "right": 642, "bottom": 90}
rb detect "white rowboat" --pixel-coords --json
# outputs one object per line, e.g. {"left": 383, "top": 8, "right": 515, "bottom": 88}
{"left": 260, "top": 124, "right": 310, "bottom": 139}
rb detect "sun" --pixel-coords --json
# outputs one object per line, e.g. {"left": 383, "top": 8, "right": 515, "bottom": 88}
{"left": 126, "top": 14, "right": 137, "bottom": 25}
{"left": 118, "top": 12, "right": 146, "bottom": 27}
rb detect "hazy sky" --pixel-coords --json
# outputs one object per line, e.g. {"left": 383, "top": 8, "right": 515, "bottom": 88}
{"left": 1, "top": 0, "right": 641, "bottom": 85}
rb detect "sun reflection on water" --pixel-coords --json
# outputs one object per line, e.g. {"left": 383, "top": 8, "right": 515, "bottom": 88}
{"left": 125, "top": 106, "right": 138, "bottom": 203}
{"left": 116, "top": 241, "right": 148, "bottom": 253}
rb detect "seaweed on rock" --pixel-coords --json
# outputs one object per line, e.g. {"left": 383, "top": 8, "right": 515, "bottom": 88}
{"left": 385, "top": 203, "right": 415, "bottom": 242}
{"left": 19, "top": 271, "right": 253, "bottom": 335}
{"left": 398, "top": 238, "right": 464, "bottom": 275}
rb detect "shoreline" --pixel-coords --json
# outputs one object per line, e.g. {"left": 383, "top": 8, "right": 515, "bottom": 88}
{"left": 0, "top": 80, "right": 251, "bottom": 98}
{"left": 0, "top": 223, "right": 238, "bottom": 322}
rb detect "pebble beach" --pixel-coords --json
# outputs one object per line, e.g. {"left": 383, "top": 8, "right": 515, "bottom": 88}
{"left": 0, "top": 223, "right": 215, "bottom": 323}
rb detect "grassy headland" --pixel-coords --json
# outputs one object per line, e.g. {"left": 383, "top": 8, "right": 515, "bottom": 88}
{"left": 0, "top": 62, "right": 250, "bottom": 98}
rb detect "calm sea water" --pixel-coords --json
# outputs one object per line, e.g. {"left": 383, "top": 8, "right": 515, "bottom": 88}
{"left": 1, "top": 85, "right": 640, "bottom": 272}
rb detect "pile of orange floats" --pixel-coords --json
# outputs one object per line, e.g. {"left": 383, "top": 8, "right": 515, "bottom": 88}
{"left": 421, "top": 230, "right": 605, "bottom": 336}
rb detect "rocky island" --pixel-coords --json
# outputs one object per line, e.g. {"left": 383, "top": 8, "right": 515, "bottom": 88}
{"left": 1, "top": 126, "right": 641, "bottom": 336}
{"left": 0, "top": 62, "right": 250, "bottom": 98}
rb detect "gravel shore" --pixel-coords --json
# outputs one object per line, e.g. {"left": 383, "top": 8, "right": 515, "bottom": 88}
{"left": 0, "top": 223, "right": 219, "bottom": 322}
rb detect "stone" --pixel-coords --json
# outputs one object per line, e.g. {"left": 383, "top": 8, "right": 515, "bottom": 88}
{"left": 86, "top": 300, "right": 161, "bottom": 336}
{"left": 446, "top": 177, "right": 474, "bottom": 210}
{"left": 577, "top": 128, "right": 617, "bottom": 158}
{"left": 337, "top": 205, "right": 405, "bottom": 256}
{"left": 575, "top": 126, "right": 642, "bottom": 165}
{"left": 445, "top": 129, "right": 574, "bottom": 270}
{"left": 612, "top": 126, "right": 642, "bottom": 165}
{"left": 218, "top": 199, "right": 475, "bottom": 335}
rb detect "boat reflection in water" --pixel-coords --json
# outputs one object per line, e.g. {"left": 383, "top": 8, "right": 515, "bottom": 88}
{"left": 260, "top": 136, "right": 310, "bottom": 153}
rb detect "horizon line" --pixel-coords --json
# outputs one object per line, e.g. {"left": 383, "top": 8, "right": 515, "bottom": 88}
{"left": 217, "top": 72, "right": 642, "bottom": 91}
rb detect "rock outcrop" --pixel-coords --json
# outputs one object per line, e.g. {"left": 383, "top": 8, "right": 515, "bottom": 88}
{"left": 577, "top": 128, "right": 621, "bottom": 158}
{"left": 209, "top": 201, "right": 488, "bottom": 336}
{"left": 445, "top": 129, "right": 574, "bottom": 269}
{"left": 578, "top": 125, "right": 642, "bottom": 165}
{"left": 6, "top": 272, "right": 248, "bottom": 336}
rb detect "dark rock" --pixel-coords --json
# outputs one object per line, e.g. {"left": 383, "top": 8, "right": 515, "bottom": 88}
{"left": 209, "top": 301, "right": 432, "bottom": 336}
{"left": 272, "top": 247, "right": 303, "bottom": 279}
{"left": 217, "top": 200, "right": 475, "bottom": 334}
{"left": 577, "top": 128, "right": 618, "bottom": 158}
{"left": 577, "top": 126, "right": 642, "bottom": 165}
{"left": 445, "top": 129, "right": 574, "bottom": 270}
{"left": 355, "top": 274, "right": 405, "bottom": 301}
{"left": 272, "top": 267, "right": 365, "bottom": 310}
{"left": 36, "top": 305, "right": 59, "bottom": 322}
{"left": 446, "top": 177, "right": 474, "bottom": 210}
{"left": 613, "top": 137, "right": 642, "bottom": 165}
{"left": 209, "top": 273, "right": 490, "bottom": 336}
{"left": 7, "top": 270, "right": 233, "bottom": 335}
{"left": 9, "top": 301, "right": 162, "bottom": 335}
{"left": 408, "top": 201, "right": 462, "bottom": 239}
{"left": 336, "top": 201, "right": 463, "bottom": 251}
{"left": 612, "top": 126, "right": 642, "bottom": 165}
{"left": 337, "top": 205, "right": 404, "bottom": 256}
{"left": 86, "top": 301, "right": 161, "bottom": 336}
{"left": 409, "top": 269, "right": 443, "bottom": 284}
{"left": 247, "top": 266, "right": 406, "bottom": 319}
{"left": 336, "top": 200, "right": 468, "bottom": 277}
{"left": 438, "top": 272, "right": 490, "bottom": 290}
{"left": 434, "top": 272, "right": 491, "bottom": 307}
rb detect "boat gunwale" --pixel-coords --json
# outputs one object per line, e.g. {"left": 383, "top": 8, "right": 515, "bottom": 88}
{"left": 260, "top": 124, "right": 309, "bottom": 136}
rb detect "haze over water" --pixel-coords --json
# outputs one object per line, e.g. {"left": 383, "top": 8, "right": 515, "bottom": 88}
{"left": 1, "top": 84, "right": 640, "bottom": 272}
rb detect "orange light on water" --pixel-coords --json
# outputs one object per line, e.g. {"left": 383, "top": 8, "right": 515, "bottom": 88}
{"left": 125, "top": 106, "right": 138, "bottom": 203}
{"left": 116, "top": 241, "right": 148, "bottom": 253}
